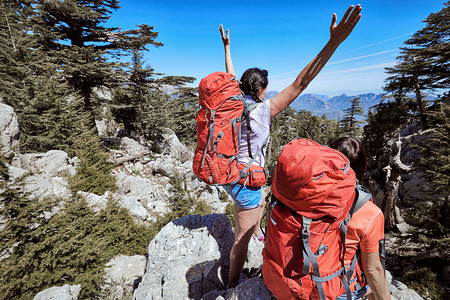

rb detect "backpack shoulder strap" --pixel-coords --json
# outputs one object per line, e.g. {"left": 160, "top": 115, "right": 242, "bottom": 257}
{"left": 350, "top": 186, "right": 372, "bottom": 216}
{"left": 341, "top": 185, "right": 374, "bottom": 296}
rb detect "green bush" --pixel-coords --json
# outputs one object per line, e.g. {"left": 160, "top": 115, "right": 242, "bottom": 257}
{"left": 69, "top": 116, "right": 117, "bottom": 195}
{"left": 225, "top": 202, "right": 235, "bottom": 228}
{"left": 0, "top": 155, "right": 8, "bottom": 181}
{"left": 403, "top": 268, "right": 445, "bottom": 300}
{"left": 0, "top": 188, "right": 155, "bottom": 300}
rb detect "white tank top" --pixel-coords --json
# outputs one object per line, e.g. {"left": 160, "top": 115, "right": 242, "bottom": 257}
{"left": 238, "top": 96, "right": 271, "bottom": 167}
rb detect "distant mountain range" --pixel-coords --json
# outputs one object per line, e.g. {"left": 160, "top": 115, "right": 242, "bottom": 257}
{"left": 266, "top": 91, "right": 384, "bottom": 121}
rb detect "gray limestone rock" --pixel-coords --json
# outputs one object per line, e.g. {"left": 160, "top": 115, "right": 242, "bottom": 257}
{"left": 0, "top": 102, "right": 20, "bottom": 157}
{"left": 203, "top": 277, "right": 272, "bottom": 300}
{"left": 23, "top": 174, "right": 71, "bottom": 200}
{"left": 158, "top": 128, "right": 193, "bottom": 163}
{"left": 120, "top": 137, "right": 149, "bottom": 156}
{"left": 114, "top": 171, "right": 170, "bottom": 220}
{"left": 33, "top": 284, "right": 81, "bottom": 300}
{"left": 134, "top": 214, "right": 234, "bottom": 300}
{"left": 11, "top": 150, "right": 77, "bottom": 177}
{"left": 103, "top": 255, "right": 147, "bottom": 299}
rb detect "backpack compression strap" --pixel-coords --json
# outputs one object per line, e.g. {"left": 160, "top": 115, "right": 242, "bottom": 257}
{"left": 340, "top": 187, "right": 373, "bottom": 299}
{"left": 301, "top": 216, "right": 346, "bottom": 300}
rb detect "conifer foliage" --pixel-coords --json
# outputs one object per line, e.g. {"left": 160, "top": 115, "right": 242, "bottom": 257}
{"left": 69, "top": 109, "right": 117, "bottom": 195}
{"left": 339, "top": 97, "right": 365, "bottom": 138}
{"left": 33, "top": 0, "right": 162, "bottom": 111}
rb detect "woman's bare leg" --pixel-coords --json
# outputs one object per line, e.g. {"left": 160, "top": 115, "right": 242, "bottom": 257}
{"left": 252, "top": 189, "right": 267, "bottom": 236}
{"left": 228, "top": 204, "right": 260, "bottom": 288}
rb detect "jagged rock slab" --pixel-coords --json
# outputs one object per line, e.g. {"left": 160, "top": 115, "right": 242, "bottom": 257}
{"left": 202, "top": 277, "right": 272, "bottom": 300}
{"left": 103, "top": 255, "right": 147, "bottom": 299}
{"left": 11, "top": 150, "right": 78, "bottom": 177}
{"left": 23, "top": 174, "right": 71, "bottom": 200}
{"left": 134, "top": 214, "right": 234, "bottom": 300}
{"left": 158, "top": 128, "right": 193, "bottom": 163}
{"left": 0, "top": 102, "right": 20, "bottom": 157}
{"left": 33, "top": 284, "right": 81, "bottom": 300}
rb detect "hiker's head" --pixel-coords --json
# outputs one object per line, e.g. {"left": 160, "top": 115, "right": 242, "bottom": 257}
{"left": 240, "top": 68, "right": 269, "bottom": 102}
{"left": 329, "top": 137, "right": 367, "bottom": 182}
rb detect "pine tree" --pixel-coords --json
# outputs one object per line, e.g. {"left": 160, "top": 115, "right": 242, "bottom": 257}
{"left": 32, "top": 0, "right": 163, "bottom": 114}
{"left": 135, "top": 75, "right": 196, "bottom": 142}
{"left": 1, "top": 1, "right": 78, "bottom": 152}
{"left": 339, "top": 97, "right": 365, "bottom": 138}
{"left": 414, "top": 95, "right": 450, "bottom": 237}
{"left": 384, "top": 1, "right": 449, "bottom": 129}
{"left": 0, "top": 0, "right": 35, "bottom": 108}
{"left": 111, "top": 49, "right": 158, "bottom": 132}
{"left": 164, "top": 84, "right": 198, "bottom": 143}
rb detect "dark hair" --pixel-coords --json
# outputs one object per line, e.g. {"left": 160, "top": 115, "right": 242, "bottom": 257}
{"left": 329, "top": 137, "right": 367, "bottom": 182}
{"left": 239, "top": 68, "right": 269, "bottom": 102}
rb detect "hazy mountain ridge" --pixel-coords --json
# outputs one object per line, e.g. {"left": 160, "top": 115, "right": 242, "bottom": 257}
{"left": 266, "top": 91, "right": 383, "bottom": 120}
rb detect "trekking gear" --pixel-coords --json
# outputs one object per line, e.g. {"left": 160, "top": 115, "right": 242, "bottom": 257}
{"left": 192, "top": 71, "right": 269, "bottom": 187}
{"left": 262, "top": 138, "right": 371, "bottom": 300}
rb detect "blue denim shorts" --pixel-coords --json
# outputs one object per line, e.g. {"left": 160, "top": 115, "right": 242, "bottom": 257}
{"left": 335, "top": 285, "right": 368, "bottom": 300}
{"left": 223, "top": 184, "right": 263, "bottom": 209}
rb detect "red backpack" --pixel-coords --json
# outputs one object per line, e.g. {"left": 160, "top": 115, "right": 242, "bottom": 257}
{"left": 262, "top": 138, "right": 369, "bottom": 300}
{"left": 192, "top": 72, "right": 268, "bottom": 187}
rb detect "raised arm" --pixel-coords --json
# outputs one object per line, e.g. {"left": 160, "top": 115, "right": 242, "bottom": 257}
{"left": 219, "top": 24, "right": 235, "bottom": 75}
{"left": 270, "top": 4, "right": 362, "bottom": 119}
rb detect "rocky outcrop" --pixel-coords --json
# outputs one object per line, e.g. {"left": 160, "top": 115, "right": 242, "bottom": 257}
{"left": 102, "top": 255, "right": 147, "bottom": 299}
{"left": 8, "top": 150, "right": 77, "bottom": 200}
{"left": 202, "top": 277, "right": 272, "bottom": 300}
{"left": 33, "top": 284, "right": 81, "bottom": 300}
{"left": 134, "top": 214, "right": 265, "bottom": 300}
{"left": 0, "top": 102, "right": 20, "bottom": 157}
{"left": 158, "top": 128, "right": 193, "bottom": 163}
{"left": 387, "top": 271, "right": 423, "bottom": 300}
{"left": 134, "top": 214, "right": 234, "bottom": 300}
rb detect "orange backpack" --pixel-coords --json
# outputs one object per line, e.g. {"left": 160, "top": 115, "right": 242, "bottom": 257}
{"left": 262, "top": 138, "right": 369, "bottom": 300}
{"left": 192, "top": 72, "right": 268, "bottom": 187}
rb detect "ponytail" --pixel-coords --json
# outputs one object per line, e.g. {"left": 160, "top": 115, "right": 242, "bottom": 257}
{"left": 240, "top": 68, "right": 269, "bottom": 102}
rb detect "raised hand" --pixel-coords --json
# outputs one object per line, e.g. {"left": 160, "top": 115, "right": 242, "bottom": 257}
{"left": 219, "top": 24, "right": 231, "bottom": 47}
{"left": 330, "top": 4, "right": 362, "bottom": 45}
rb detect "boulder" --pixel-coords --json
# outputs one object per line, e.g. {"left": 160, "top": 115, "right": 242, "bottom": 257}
{"left": 202, "top": 277, "right": 272, "bottom": 300}
{"left": 134, "top": 214, "right": 234, "bottom": 300}
{"left": 23, "top": 174, "right": 71, "bottom": 200}
{"left": 0, "top": 102, "right": 20, "bottom": 157}
{"left": 386, "top": 271, "right": 424, "bottom": 300}
{"left": 120, "top": 137, "right": 149, "bottom": 156}
{"left": 103, "top": 255, "right": 147, "bottom": 299}
{"left": 33, "top": 284, "right": 81, "bottom": 300}
{"left": 158, "top": 128, "right": 192, "bottom": 163}
{"left": 80, "top": 191, "right": 151, "bottom": 222}
{"left": 134, "top": 213, "right": 266, "bottom": 300}
{"left": 11, "top": 150, "right": 77, "bottom": 177}
{"left": 114, "top": 171, "right": 170, "bottom": 220}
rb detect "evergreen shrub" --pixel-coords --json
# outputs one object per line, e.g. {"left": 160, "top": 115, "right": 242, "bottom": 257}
{"left": 0, "top": 188, "right": 155, "bottom": 300}
{"left": 403, "top": 268, "right": 445, "bottom": 300}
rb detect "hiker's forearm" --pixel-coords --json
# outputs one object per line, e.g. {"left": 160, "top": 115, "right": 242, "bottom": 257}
{"left": 362, "top": 251, "right": 391, "bottom": 300}
{"left": 224, "top": 44, "right": 235, "bottom": 75}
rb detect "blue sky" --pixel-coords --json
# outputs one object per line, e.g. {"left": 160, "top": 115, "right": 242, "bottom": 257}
{"left": 106, "top": 0, "right": 446, "bottom": 96}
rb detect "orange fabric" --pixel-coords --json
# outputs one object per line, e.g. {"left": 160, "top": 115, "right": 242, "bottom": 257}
{"left": 264, "top": 138, "right": 358, "bottom": 299}
{"left": 236, "top": 163, "right": 267, "bottom": 187}
{"left": 271, "top": 138, "right": 356, "bottom": 222}
{"left": 193, "top": 72, "right": 244, "bottom": 185}
{"left": 344, "top": 200, "right": 385, "bottom": 264}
